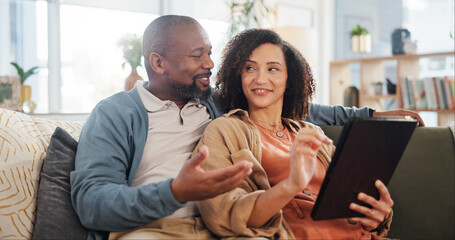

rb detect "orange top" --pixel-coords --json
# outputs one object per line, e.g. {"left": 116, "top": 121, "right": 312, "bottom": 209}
{"left": 255, "top": 123, "right": 373, "bottom": 240}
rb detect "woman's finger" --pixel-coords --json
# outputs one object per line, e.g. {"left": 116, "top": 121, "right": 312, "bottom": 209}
{"left": 349, "top": 203, "right": 383, "bottom": 222}
{"left": 375, "top": 180, "right": 394, "bottom": 207}
{"left": 351, "top": 217, "right": 379, "bottom": 231}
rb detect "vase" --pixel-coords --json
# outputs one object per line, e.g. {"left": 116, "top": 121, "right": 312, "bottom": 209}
{"left": 351, "top": 34, "right": 371, "bottom": 53}
{"left": 20, "top": 85, "right": 36, "bottom": 113}
{"left": 374, "top": 83, "right": 383, "bottom": 95}
{"left": 21, "top": 85, "right": 32, "bottom": 104}
{"left": 344, "top": 86, "right": 359, "bottom": 107}
{"left": 124, "top": 68, "right": 143, "bottom": 91}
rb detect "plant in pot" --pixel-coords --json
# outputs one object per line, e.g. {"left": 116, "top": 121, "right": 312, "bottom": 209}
{"left": 10, "top": 62, "right": 38, "bottom": 112}
{"left": 227, "top": 0, "right": 271, "bottom": 38}
{"left": 373, "top": 81, "right": 384, "bottom": 95}
{"left": 117, "top": 34, "right": 143, "bottom": 91}
{"left": 350, "top": 24, "right": 371, "bottom": 53}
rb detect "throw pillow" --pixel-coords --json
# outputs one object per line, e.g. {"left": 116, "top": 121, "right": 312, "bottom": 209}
{"left": 32, "top": 127, "right": 88, "bottom": 239}
{"left": 0, "top": 108, "right": 83, "bottom": 239}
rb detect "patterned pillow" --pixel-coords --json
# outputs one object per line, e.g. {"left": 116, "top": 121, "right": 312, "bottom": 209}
{"left": 0, "top": 108, "right": 83, "bottom": 239}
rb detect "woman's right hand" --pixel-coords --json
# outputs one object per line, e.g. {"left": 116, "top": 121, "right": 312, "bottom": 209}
{"left": 286, "top": 128, "right": 332, "bottom": 193}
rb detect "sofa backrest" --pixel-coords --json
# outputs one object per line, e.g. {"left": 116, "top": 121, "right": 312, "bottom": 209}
{"left": 320, "top": 125, "right": 455, "bottom": 240}
{"left": 0, "top": 108, "right": 83, "bottom": 239}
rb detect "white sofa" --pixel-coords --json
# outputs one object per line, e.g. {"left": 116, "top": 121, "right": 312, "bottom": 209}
{"left": 0, "top": 108, "right": 83, "bottom": 239}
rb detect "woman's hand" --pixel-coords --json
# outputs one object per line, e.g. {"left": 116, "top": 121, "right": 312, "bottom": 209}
{"left": 286, "top": 129, "right": 332, "bottom": 193}
{"left": 349, "top": 180, "right": 394, "bottom": 231}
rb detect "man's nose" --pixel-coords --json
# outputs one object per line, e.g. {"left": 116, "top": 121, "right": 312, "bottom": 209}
{"left": 202, "top": 55, "right": 214, "bottom": 69}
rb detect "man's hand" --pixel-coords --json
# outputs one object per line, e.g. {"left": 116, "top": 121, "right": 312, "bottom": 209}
{"left": 170, "top": 145, "right": 253, "bottom": 203}
{"left": 373, "top": 109, "right": 425, "bottom": 126}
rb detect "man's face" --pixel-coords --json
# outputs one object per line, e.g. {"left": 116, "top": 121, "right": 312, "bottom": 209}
{"left": 163, "top": 24, "right": 214, "bottom": 100}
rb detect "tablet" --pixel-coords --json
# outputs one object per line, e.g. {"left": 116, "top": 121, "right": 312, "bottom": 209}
{"left": 311, "top": 117, "right": 417, "bottom": 220}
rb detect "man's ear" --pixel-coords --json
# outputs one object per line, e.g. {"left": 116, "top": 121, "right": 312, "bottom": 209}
{"left": 149, "top": 52, "right": 165, "bottom": 74}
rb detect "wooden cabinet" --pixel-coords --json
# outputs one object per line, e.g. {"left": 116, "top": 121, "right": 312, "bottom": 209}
{"left": 329, "top": 52, "right": 455, "bottom": 126}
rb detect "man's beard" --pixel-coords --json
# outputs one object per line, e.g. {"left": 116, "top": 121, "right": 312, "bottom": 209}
{"left": 171, "top": 77, "right": 212, "bottom": 101}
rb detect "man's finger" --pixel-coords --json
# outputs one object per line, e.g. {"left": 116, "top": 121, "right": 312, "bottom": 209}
{"left": 210, "top": 164, "right": 253, "bottom": 195}
{"left": 187, "top": 145, "right": 209, "bottom": 168}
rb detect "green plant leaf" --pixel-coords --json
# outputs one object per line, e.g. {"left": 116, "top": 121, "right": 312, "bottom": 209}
{"left": 22, "top": 66, "right": 39, "bottom": 83}
{"left": 350, "top": 24, "right": 369, "bottom": 36}
{"left": 10, "top": 62, "right": 25, "bottom": 77}
{"left": 10, "top": 62, "right": 39, "bottom": 84}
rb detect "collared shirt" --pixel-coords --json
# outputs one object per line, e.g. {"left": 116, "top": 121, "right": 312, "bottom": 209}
{"left": 133, "top": 81, "right": 211, "bottom": 219}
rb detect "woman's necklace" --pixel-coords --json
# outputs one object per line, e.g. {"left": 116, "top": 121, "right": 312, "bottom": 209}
{"left": 250, "top": 116, "right": 285, "bottom": 138}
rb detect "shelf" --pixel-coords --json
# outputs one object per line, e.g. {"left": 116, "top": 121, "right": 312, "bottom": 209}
{"left": 408, "top": 109, "right": 455, "bottom": 113}
{"left": 330, "top": 51, "right": 454, "bottom": 126}
{"left": 330, "top": 51, "right": 455, "bottom": 65}
{"left": 362, "top": 94, "right": 397, "bottom": 100}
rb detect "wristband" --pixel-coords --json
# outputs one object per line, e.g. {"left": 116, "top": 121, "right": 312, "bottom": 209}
{"left": 369, "top": 108, "right": 376, "bottom": 117}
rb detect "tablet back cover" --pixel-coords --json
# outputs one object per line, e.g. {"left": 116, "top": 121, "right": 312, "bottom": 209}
{"left": 311, "top": 118, "right": 416, "bottom": 220}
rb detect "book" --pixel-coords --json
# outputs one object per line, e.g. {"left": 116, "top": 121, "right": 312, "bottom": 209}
{"left": 444, "top": 76, "right": 454, "bottom": 109}
{"left": 405, "top": 77, "right": 415, "bottom": 109}
{"left": 439, "top": 77, "right": 448, "bottom": 109}
{"left": 401, "top": 77, "right": 410, "bottom": 109}
{"left": 435, "top": 77, "right": 446, "bottom": 109}
{"left": 423, "top": 77, "right": 436, "bottom": 109}
{"left": 416, "top": 78, "right": 427, "bottom": 109}
{"left": 433, "top": 77, "right": 441, "bottom": 109}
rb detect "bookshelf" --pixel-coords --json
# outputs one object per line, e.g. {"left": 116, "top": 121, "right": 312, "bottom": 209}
{"left": 329, "top": 51, "right": 455, "bottom": 126}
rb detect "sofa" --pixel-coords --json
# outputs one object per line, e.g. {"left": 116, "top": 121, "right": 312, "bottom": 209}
{"left": 0, "top": 107, "right": 453, "bottom": 239}
{"left": 320, "top": 125, "right": 455, "bottom": 240}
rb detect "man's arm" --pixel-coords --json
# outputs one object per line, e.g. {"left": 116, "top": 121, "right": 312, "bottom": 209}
{"left": 305, "top": 103, "right": 425, "bottom": 126}
{"left": 71, "top": 96, "right": 252, "bottom": 232}
{"left": 71, "top": 100, "right": 182, "bottom": 232}
{"left": 305, "top": 103, "right": 370, "bottom": 125}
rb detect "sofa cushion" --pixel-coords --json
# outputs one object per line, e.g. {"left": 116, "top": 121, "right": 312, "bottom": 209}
{"left": 0, "top": 108, "right": 83, "bottom": 239}
{"left": 32, "top": 127, "right": 88, "bottom": 239}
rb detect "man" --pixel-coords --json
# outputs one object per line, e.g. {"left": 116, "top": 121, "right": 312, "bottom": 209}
{"left": 71, "top": 15, "right": 423, "bottom": 240}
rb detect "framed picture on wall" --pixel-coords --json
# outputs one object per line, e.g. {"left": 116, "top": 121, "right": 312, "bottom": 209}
{"left": 0, "top": 76, "right": 22, "bottom": 112}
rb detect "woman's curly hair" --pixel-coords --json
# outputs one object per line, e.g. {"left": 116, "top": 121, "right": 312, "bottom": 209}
{"left": 216, "top": 28, "right": 315, "bottom": 120}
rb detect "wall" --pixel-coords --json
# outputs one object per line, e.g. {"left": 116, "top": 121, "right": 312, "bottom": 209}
{"left": 335, "top": 0, "right": 403, "bottom": 60}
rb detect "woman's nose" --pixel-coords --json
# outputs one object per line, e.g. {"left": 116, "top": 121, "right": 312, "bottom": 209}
{"left": 255, "top": 69, "right": 267, "bottom": 84}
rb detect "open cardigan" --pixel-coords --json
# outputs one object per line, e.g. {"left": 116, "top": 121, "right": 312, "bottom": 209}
{"left": 194, "top": 109, "right": 392, "bottom": 239}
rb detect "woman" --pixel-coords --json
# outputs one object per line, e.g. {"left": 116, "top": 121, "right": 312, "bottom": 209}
{"left": 193, "top": 29, "right": 394, "bottom": 239}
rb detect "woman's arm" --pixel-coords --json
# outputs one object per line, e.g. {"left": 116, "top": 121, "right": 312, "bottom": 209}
{"left": 247, "top": 128, "right": 332, "bottom": 227}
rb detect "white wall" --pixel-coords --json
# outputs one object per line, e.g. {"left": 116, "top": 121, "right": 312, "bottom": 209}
{"left": 265, "top": 0, "right": 334, "bottom": 104}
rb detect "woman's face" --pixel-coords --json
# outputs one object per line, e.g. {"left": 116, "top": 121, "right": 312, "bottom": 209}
{"left": 241, "top": 43, "right": 288, "bottom": 113}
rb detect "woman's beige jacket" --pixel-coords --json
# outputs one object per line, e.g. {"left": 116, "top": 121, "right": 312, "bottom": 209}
{"left": 193, "top": 109, "right": 392, "bottom": 239}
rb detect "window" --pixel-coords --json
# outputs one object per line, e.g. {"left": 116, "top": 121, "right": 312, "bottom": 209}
{"left": 59, "top": 5, "right": 157, "bottom": 112}
{"left": 1, "top": 0, "right": 230, "bottom": 113}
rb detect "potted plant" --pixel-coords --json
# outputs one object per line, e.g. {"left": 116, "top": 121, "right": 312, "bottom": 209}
{"left": 117, "top": 34, "right": 143, "bottom": 91}
{"left": 227, "top": 0, "right": 271, "bottom": 38}
{"left": 373, "top": 81, "right": 383, "bottom": 95}
{"left": 350, "top": 24, "right": 371, "bottom": 52}
{"left": 10, "top": 62, "right": 38, "bottom": 104}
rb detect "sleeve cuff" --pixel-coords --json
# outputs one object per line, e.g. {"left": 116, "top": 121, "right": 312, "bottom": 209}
{"left": 157, "top": 178, "right": 187, "bottom": 212}
{"left": 369, "top": 108, "right": 376, "bottom": 117}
